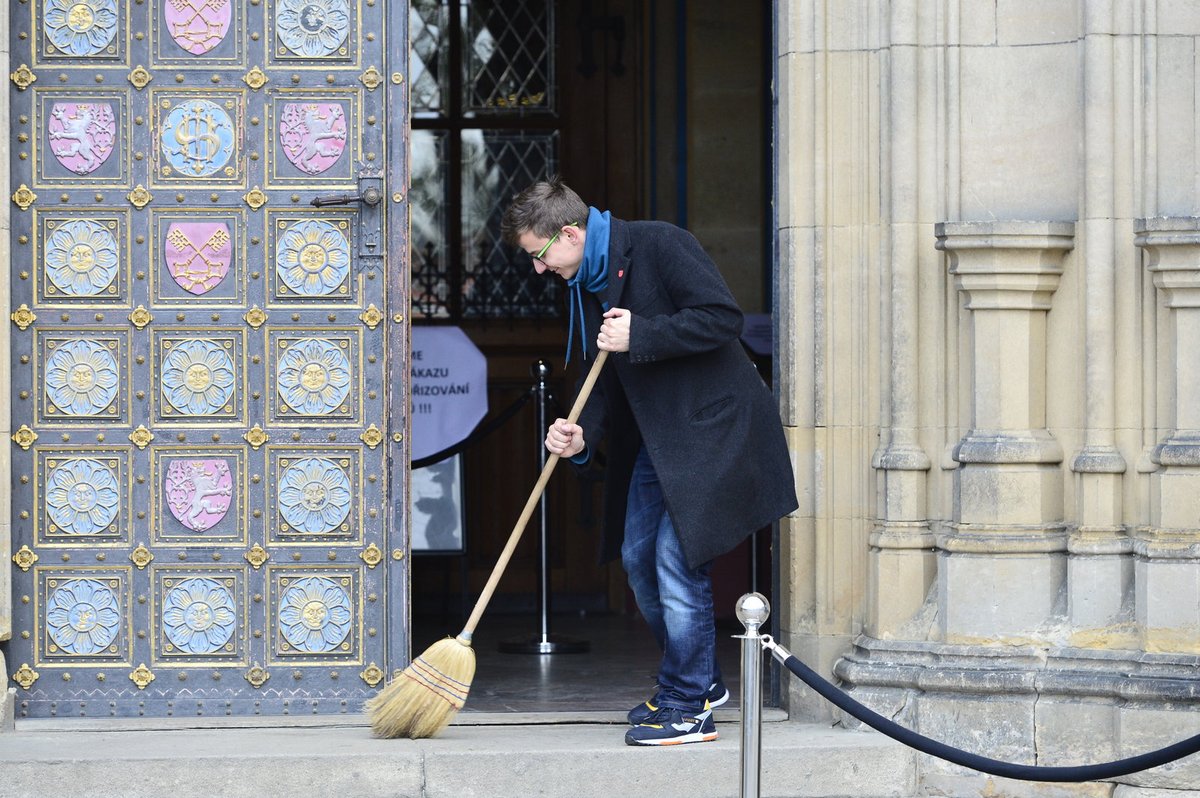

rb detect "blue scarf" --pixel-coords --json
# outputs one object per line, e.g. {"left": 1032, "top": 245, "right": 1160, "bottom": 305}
{"left": 565, "top": 206, "right": 611, "bottom": 363}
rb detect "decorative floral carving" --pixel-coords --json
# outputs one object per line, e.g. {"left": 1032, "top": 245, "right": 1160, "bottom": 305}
{"left": 45, "top": 339, "right": 119, "bottom": 416}
{"left": 276, "top": 219, "right": 350, "bottom": 295}
{"left": 161, "top": 339, "right": 235, "bottom": 415}
{"left": 277, "top": 457, "right": 351, "bottom": 533}
{"left": 46, "top": 458, "right": 120, "bottom": 535}
{"left": 45, "top": 578, "right": 121, "bottom": 655}
{"left": 162, "top": 577, "right": 236, "bottom": 654}
{"left": 277, "top": 338, "right": 350, "bottom": 415}
{"left": 276, "top": 0, "right": 350, "bottom": 57}
{"left": 277, "top": 576, "right": 351, "bottom": 653}
{"left": 43, "top": 219, "right": 119, "bottom": 296}
{"left": 43, "top": 0, "right": 118, "bottom": 56}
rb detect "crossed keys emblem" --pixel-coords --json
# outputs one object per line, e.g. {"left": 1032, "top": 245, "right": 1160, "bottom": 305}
{"left": 165, "top": 222, "right": 233, "bottom": 295}
{"left": 165, "top": 0, "right": 233, "bottom": 56}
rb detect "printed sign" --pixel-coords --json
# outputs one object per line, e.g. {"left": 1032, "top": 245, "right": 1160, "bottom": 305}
{"left": 410, "top": 326, "right": 487, "bottom": 462}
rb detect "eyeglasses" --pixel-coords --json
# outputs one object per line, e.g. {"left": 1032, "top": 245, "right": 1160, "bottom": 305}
{"left": 529, "top": 223, "right": 577, "bottom": 264}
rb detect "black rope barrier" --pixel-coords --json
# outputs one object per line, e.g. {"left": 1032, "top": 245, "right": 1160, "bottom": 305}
{"left": 410, "top": 387, "right": 535, "bottom": 469}
{"left": 773, "top": 645, "right": 1200, "bottom": 782}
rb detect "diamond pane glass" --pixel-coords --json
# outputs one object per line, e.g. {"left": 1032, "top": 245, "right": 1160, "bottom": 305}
{"left": 463, "top": 0, "right": 553, "bottom": 113}
{"left": 412, "top": 130, "right": 449, "bottom": 319}
{"left": 461, "top": 130, "right": 559, "bottom": 319}
{"left": 410, "top": 0, "right": 448, "bottom": 115}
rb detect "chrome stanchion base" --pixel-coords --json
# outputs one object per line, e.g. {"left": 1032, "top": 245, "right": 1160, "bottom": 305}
{"left": 498, "top": 633, "right": 590, "bottom": 654}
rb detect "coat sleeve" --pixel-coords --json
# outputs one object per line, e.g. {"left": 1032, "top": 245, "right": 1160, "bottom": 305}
{"left": 626, "top": 225, "right": 744, "bottom": 363}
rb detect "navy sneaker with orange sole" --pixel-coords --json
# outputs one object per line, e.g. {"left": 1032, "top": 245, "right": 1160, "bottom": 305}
{"left": 627, "top": 681, "right": 729, "bottom": 726}
{"left": 625, "top": 703, "right": 718, "bottom": 746}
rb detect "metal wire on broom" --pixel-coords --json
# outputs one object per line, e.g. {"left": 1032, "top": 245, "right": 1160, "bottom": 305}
{"left": 366, "top": 350, "right": 609, "bottom": 739}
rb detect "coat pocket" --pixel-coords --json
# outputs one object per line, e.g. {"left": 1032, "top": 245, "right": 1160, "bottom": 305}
{"left": 689, "top": 395, "right": 734, "bottom": 423}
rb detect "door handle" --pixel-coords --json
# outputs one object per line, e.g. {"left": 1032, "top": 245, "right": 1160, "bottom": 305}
{"left": 310, "top": 185, "right": 382, "bottom": 207}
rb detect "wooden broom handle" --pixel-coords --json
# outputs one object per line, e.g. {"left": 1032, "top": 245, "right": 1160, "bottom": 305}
{"left": 458, "top": 350, "right": 609, "bottom": 639}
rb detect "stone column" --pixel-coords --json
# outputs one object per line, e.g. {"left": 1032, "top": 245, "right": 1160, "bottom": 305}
{"left": 1135, "top": 218, "right": 1200, "bottom": 653}
{"left": 1067, "top": 0, "right": 1131, "bottom": 645}
{"left": 936, "top": 221, "right": 1074, "bottom": 642}
{"left": 868, "top": 0, "right": 934, "bottom": 637}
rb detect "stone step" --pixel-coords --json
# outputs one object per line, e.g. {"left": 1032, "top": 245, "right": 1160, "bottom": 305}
{"left": 1, "top": 715, "right": 918, "bottom": 798}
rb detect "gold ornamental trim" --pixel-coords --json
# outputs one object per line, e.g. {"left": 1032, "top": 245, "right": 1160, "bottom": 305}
{"left": 360, "top": 66, "right": 383, "bottom": 90}
{"left": 13, "top": 663, "right": 39, "bottom": 690}
{"left": 245, "top": 665, "right": 269, "bottom": 688}
{"left": 130, "top": 544, "right": 154, "bottom": 570}
{"left": 360, "top": 424, "right": 383, "bottom": 449}
{"left": 12, "top": 545, "right": 38, "bottom": 572}
{"left": 128, "top": 66, "right": 152, "bottom": 89}
{"left": 360, "top": 663, "right": 384, "bottom": 687}
{"left": 244, "top": 306, "right": 267, "bottom": 329}
{"left": 11, "top": 304, "right": 36, "bottom": 330}
{"left": 359, "top": 543, "right": 383, "bottom": 569}
{"left": 12, "top": 424, "right": 38, "bottom": 450}
{"left": 129, "top": 305, "right": 153, "bottom": 329}
{"left": 243, "top": 66, "right": 268, "bottom": 90}
{"left": 12, "top": 185, "right": 36, "bottom": 211}
{"left": 128, "top": 185, "right": 152, "bottom": 209}
{"left": 130, "top": 425, "right": 153, "bottom": 449}
{"left": 244, "top": 543, "right": 268, "bottom": 568}
{"left": 129, "top": 664, "right": 155, "bottom": 689}
{"left": 10, "top": 64, "right": 36, "bottom": 90}
{"left": 244, "top": 424, "right": 268, "bottom": 449}
{"left": 245, "top": 187, "right": 267, "bottom": 210}
{"left": 359, "top": 304, "right": 383, "bottom": 330}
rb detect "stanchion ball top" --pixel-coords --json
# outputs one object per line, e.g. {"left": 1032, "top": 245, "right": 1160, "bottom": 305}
{"left": 736, "top": 592, "right": 770, "bottom": 628}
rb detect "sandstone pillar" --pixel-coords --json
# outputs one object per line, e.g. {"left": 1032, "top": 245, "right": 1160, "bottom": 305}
{"left": 936, "top": 221, "right": 1074, "bottom": 642}
{"left": 1134, "top": 218, "right": 1200, "bottom": 653}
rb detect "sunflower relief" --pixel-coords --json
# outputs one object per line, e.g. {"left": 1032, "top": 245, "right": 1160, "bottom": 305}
{"left": 162, "top": 577, "right": 236, "bottom": 654}
{"left": 164, "top": 0, "right": 233, "bottom": 56}
{"left": 276, "top": 0, "right": 350, "bottom": 57}
{"left": 44, "top": 0, "right": 119, "bottom": 56}
{"left": 46, "top": 578, "right": 121, "bottom": 655}
{"left": 48, "top": 103, "right": 117, "bottom": 175}
{"left": 276, "top": 219, "right": 350, "bottom": 296}
{"left": 45, "top": 339, "right": 120, "bottom": 416}
{"left": 44, "top": 219, "right": 119, "bottom": 297}
{"left": 277, "top": 457, "right": 351, "bottom": 533}
{"left": 46, "top": 458, "right": 120, "bottom": 535}
{"left": 161, "top": 339, "right": 236, "bottom": 415}
{"left": 277, "top": 338, "right": 351, "bottom": 415}
{"left": 278, "top": 576, "right": 351, "bottom": 653}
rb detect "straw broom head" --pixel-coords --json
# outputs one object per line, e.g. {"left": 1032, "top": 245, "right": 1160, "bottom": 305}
{"left": 366, "top": 635, "right": 475, "bottom": 739}
{"left": 366, "top": 353, "right": 609, "bottom": 740}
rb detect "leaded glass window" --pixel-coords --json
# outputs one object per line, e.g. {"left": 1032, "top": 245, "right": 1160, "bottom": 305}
{"left": 410, "top": 0, "right": 558, "bottom": 321}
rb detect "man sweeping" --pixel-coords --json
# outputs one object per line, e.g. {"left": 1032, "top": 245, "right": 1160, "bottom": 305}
{"left": 501, "top": 177, "right": 798, "bottom": 746}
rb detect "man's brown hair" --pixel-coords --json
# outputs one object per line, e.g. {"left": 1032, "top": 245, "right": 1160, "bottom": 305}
{"left": 500, "top": 175, "right": 589, "bottom": 246}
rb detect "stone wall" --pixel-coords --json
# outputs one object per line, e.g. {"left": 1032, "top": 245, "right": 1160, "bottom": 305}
{"left": 777, "top": 0, "right": 1200, "bottom": 793}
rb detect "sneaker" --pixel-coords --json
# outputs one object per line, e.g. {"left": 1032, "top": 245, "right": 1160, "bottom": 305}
{"left": 625, "top": 704, "right": 718, "bottom": 746}
{"left": 626, "top": 682, "right": 729, "bottom": 725}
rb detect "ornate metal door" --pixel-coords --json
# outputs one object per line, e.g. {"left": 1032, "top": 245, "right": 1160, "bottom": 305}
{"left": 6, "top": 0, "right": 409, "bottom": 717}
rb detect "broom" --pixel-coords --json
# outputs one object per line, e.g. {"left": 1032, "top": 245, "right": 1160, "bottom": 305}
{"left": 367, "top": 349, "right": 610, "bottom": 738}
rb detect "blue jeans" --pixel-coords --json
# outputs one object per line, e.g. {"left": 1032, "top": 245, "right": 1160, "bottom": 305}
{"left": 621, "top": 445, "right": 722, "bottom": 712}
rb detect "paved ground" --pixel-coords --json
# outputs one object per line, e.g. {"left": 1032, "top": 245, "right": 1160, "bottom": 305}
{"left": 1, "top": 713, "right": 918, "bottom": 798}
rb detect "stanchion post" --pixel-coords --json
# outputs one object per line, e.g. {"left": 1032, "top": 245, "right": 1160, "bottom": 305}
{"left": 736, "top": 592, "right": 770, "bottom": 798}
{"left": 499, "top": 360, "right": 589, "bottom": 655}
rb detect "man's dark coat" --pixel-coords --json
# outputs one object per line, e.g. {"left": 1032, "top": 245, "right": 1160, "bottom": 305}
{"left": 575, "top": 218, "right": 798, "bottom": 570}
